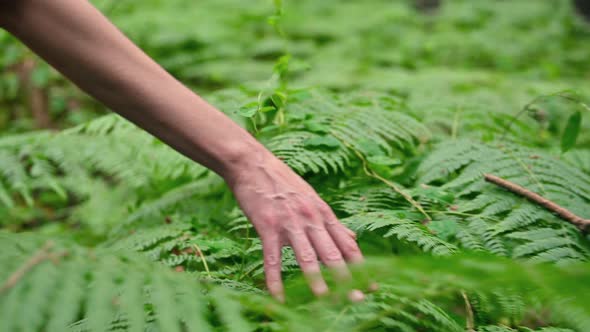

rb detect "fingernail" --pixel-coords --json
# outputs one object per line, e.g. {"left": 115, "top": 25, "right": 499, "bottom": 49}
{"left": 348, "top": 289, "right": 365, "bottom": 302}
{"left": 347, "top": 229, "right": 357, "bottom": 238}
{"left": 368, "top": 282, "right": 379, "bottom": 292}
{"left": 276, "top": 293, "right": 285, "bottom": 303}
{"left": 315, "top": 285, "right": 330, "bottom": 297}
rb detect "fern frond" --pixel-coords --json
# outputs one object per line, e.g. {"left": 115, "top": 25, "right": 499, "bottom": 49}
{"left": 268, "top": 131, "right": 351, "bottom": 174}
{"left": 418, "top": 141, "right": 590, "bottom": 263}
{"left": 263, "top": 91, "right": 430, "bottom": 175}
{"left": 343, "top": 210, "right": 457, "bottom": 255}
{"left": 0, "top": 232, "right": 307, "bottom": 332}
{"left": 331, "top": 183, "right": 406, "bottom": 215}
{"left": 113, "top": 223, "right": 247, "bottom": 278}
{"left": 122, "top": 174, "right": 223, "bottom": 226}
{"left": 468, "top": 288, "right": 536, "bottom": 325}
{"left": 340, "top": 287, "right": 463, "bottom": 332}
{"left": 356, "top": 255, "right": 590, "bottom": 332}
{"left": 508, "top": 228, "right": 589, "bottom": 261}
{"left": 564, "top": 149, "right": 590, "bottom": 175}
{"left": 0, "top": 114, "right": 211, "bottom": 232}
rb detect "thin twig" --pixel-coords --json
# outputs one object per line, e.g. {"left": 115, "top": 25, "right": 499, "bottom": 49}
{"left": 372, "top": 170, "right": 432, "bottom": 221}
{"left": 332, "top": 131, "right": 431, "bottom": 221}
{"left": 461, "top": 291, "right": 475, "bottom": 332}
{"left": 193, "top": 244, "right": 212, "bottom": 278}
{"left": 500, "top": 91, "right": 589, "bottom": 142}
{"left": 1, "top": 241, "right": 55, "bottom": 293}
{"left": 484, "top": 174, "right": 590, "bottom": 232}
{"left": 424, "top": 210, "right": 503, "bottom": 224}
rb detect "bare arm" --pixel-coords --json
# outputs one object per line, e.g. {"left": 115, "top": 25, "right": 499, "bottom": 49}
{"left": 0, "top": 0, "right": 366, "bottom": 301}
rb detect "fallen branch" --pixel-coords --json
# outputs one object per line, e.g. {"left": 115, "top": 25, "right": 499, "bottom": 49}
{"left": 484, "top": 174, "right": 590, "bottom": 232}
{"left": 0, "top": 241, "right": 68, "bottom": 294}
{"left": 461, "top": 291, "right": 475, "bottom": 332}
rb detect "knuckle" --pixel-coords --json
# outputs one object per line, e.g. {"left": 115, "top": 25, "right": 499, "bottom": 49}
{"left": 266, "top": 273, "right": 281, "bottom": 285}
{"left": 286, "top": 224, "right": 305, "bottom": 236}
{"left": 297, "top": 205, "right": 315, "bottom": 219}
{"left": 341, "top": 237, "right": 361, "bottom": 253}
{"left": 306, "top": 222, "right": 325, "bottom": 233}
{"left": 266, "top": 279, "right": 283, "bottom": 294}
{"left": 259, "top": 229, "right": 278, "bottom": 242}
{"left": 318, "top": 201, "right": 334, "bottom": 216}
{"left": 298, "top": 247, "right": 317, "bottom": 263}
{"left": 258, "top": 212, "right": 279, "bottom": 228}
{"left": 324, "top": 246, "right": 343, "bottom": 263}
{"left": 324, "top": 218, "right": 340, "bottom": 227}
{"left": 265, "top": 253, "right": 281, "bottom": 267}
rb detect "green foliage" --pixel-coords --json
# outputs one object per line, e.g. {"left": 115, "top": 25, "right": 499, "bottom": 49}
{"left": 2, "top": 232, "right": 590, "bottom": 332}
{"left": 0, "top": 232, "right": 304, "bottom": 332}
{"left": 343, "top": 211, "right": 457, "bottom": 256}
{"left": 1, "top": 0, "right": 590, "bottom": 331}
{"left": 0, "top": 115, "right": 212, "bottom": 233}
{"left": 264, "top": 92, "right": 429, "bottom": 175}
{"left": 561, "top": 111, "right": 582, "bottom": 153}
{"left": 418, "top": 140, "right": 590, "bottom": 263}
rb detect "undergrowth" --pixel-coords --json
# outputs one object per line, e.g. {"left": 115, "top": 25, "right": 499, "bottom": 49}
{"left": 1, "top": 0, "right": 589, "bottom": 331}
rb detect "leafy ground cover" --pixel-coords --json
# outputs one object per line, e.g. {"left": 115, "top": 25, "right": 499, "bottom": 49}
{"left": 1, "top": 1, "right": 589, "bottom": 331}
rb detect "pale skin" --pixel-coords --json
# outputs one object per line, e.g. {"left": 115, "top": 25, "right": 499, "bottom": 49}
{"left": 0, "top": 0, "right": 373, "bottom": 301}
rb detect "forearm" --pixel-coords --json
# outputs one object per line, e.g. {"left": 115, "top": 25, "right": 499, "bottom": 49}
{"left": 1, "top": 0, "right": 267, "bottom": 180}
{"left": 1, "top": 1, "right": 371, "bottom": 299}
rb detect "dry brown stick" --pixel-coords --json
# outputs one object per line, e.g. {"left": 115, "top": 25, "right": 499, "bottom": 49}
{"left": 0, "top": 241, "right": 54, "bottom": 294}
{"left": 461, "top": 291, "right": 475, "bottom": 332}
{"left": 484, "top": 174, "right": 590, "bottom": 232}
{"left": 15, "top": 58, "right": 53, "bottom": 129}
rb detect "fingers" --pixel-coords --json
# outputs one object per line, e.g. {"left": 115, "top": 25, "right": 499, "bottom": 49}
{"left": 319, "top": 205, "right": 379, "bottom": 293}
{"left": 258, "top": 199, "right": 372, "bottom": 301}
{"left": 319, "top": 204, "right": 363, "bottom": 264}
{"left": 306, "top": 225, "right": 351, "bottom": 281}
{"left": 317, "top": 202, "right": 359, "bottom": 255}
{"left": 326, "top": 223, "right": 364, "bottom": 264}
{"left": 262, "top": 233, "right": 284, "bottom": 302}
{"left": 307, "top": 225, "right": 366, "bottom": 302}
{"left": 344, "top": 226, "right": 357, "bottom": 239}
{"left": 287, "top": 230, "right": 329, "bottom": 297}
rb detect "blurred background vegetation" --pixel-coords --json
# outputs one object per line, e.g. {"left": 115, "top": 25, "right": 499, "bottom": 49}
{"left": 1, "top": 0, "right": 589, "bottom": 133}
{"left": 1, "top": 1, "right": 590, "bottom": 331}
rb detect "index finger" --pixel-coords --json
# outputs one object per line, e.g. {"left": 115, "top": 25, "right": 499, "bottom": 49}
{"left": 262, "top": 233, "right": 284, "bottom": 302}
{"left": 287, "top": 230, "right": 329, "bottom": 297}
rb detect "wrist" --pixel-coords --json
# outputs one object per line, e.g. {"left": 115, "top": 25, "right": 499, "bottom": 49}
{"left": 218, "top": 140, "right": 276, "bottom": 187}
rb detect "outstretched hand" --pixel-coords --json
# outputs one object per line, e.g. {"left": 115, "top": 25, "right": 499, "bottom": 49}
{"left": 0, "top": 0, "right": 372, "bottom": 302}
{"left": 226, "top": 151, "right": 367, "bottom": 302}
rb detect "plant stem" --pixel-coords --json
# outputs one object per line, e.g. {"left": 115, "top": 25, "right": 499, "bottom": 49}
{"left": 0, "top": 241, "right": 63, "bottom": 293}
{"left": 193, "top": 243, "right": 212, "bottom": 278}
{"left": 500, "top": 91, "right": 589, "bottom": 141}
{"left": 332, "top": 131, "right": 432, "bottom": 221}
{"left": 424, "top": 210, "right": 503, "bottom": 224}
{"left": 461, "top": 291, "right": 476, "bottom": 332}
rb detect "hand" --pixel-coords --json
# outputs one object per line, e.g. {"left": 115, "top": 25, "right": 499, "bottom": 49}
{"left": 226, "top": 151, "right": 366, "bottom": 302}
